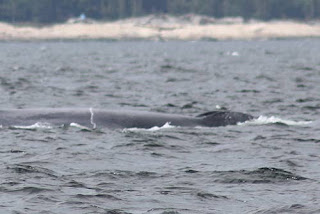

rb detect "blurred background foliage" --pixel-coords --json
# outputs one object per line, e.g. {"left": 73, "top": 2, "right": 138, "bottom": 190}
{"left": 0, "top": 0, "right": 319, "bottom": 23}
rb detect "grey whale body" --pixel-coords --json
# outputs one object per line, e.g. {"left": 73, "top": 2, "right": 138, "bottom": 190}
{"left": 0, "top": 109, "right": 254, "bottom": 129}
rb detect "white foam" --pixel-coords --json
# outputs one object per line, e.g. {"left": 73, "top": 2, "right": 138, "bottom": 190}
{"left": 231, "top": 51, "right": 239, "bottom": 56}
{"left": 123, "top": 122, "right": 176, "bottom": 132}
{"left": 240, "top": 115, "right": 312, "bottom": 126}
{"left": 11, "top": 122, "right": 53, "bottom": 130}
{"left": 70, "top": 122, "right": 91, "bottom": 130}
{"left": 226, "top": 51, "right": 240, "bottom": 56}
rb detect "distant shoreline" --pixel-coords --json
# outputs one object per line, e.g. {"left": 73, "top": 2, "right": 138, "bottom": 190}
{"left": 1, "top": 15, "right": 320, "bottom": 41}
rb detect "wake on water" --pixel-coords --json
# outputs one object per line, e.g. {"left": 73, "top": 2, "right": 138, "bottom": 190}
{"left": 121, "top": 116, "right": 313, "bottom": 132}
{"left": 123, "top": 122, "right": 176, "bottom": 132}
{"left": 1, "top": 116, "right": 313, "bottom": 131}
{"left": 240, "top": 115, "right": 312, "bottom": 126}
{"left": 9, "top": 122, "right": 53, "bottom": 130}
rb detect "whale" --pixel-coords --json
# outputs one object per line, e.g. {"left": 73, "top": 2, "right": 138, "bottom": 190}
{"left": 0, "top": 108, "right": 254, "bottom": 129}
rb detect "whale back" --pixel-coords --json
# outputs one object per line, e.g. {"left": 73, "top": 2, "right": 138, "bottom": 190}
{"left": 0, "top": 109, "right": 254, "bottom": 129}
{"left": 197, "top": 111, "right": 253, "bottom": 127}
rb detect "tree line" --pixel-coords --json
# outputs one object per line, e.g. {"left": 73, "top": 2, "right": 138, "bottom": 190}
{"left": 1, "top": 0, "right": 320, "bottom": 23}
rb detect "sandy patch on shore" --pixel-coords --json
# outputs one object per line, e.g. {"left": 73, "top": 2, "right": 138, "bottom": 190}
{"left": 1, "top": 15, "right": 320, "bottom": 40}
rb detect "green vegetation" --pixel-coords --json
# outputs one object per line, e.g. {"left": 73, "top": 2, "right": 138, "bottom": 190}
{"left": 1, "top": 0, "right": 320, "bottom": 23}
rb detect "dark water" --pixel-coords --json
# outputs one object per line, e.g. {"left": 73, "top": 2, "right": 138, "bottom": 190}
{"left": 0, "top": 39, "right": 319, "bottom": 214}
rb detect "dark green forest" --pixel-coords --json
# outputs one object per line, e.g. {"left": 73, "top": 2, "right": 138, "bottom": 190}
{"left": 1, "top": 0, "right": 320, "bottom": 23}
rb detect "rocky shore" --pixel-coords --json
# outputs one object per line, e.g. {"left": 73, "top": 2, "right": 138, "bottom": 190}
{"left": 1, "top": 14, "right": 320, "bottom": 41}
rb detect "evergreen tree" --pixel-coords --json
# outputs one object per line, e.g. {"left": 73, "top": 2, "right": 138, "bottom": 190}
{"left": 0, "top": 0, "right": 319, "bottom": 23}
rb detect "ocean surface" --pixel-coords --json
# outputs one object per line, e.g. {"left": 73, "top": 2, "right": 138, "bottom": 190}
{"left": 0, "top": 39, "right": 319, "bottom": 214}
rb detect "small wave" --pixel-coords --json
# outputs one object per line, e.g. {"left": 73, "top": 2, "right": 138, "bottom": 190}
{"left": 213, "top": 167, "right": 308, "bottom": 184}
{"left": 123, "top": 122, "right": 176, "bottom": 132}
{"left": 240, "top": 116, "right": 312, "bottom": 126}
{"left": 255, "top": 204, "right": 320, "bottom": 214}
{"left": 8, "top": 122, "right": 93, "bottom": 131}
{"left": 10, "top": 122, "right": 53, "bottom": 130}
{"left": 70, "top": 122, "right": 92, "bottom": 131}
{"left": 7, "top": 164, "right": 58, "bottom": 177}
{"left": 8, "top": 186, "right": 54, "bottom": 194}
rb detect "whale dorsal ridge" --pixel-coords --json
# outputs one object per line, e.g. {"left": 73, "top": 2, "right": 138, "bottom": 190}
{"left": 196, "top": 111, "right": 225, "bottom": 118}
